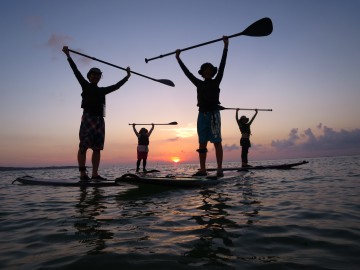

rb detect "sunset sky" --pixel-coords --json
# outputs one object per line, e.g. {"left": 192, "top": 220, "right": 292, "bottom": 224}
{"left": 1, "top": 0, "right": 360, "bottom": 167}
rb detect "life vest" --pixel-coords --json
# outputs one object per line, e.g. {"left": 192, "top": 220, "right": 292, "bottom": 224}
{"left": 138, "top": 134, "right": 149, "bottom": 145}
{"left": 197, "top": 79, "right": 220, "bottom": 112}
{"left": 81, "top": 85, "right": 105, "bottom": 117}
{"left": 240, "top": 123, "right": 251, "bottom": 135}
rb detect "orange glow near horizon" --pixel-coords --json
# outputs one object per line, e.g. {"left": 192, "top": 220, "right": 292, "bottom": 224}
{"left": 171, "top": 157, "right": 181, "bottom": 163}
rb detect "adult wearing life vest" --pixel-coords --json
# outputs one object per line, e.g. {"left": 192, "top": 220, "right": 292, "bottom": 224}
{"left": 62, "top": 46, "right": 131, "bottom": 181}
{"left": 175, "top": 36, "right": 229, "bottom": 177}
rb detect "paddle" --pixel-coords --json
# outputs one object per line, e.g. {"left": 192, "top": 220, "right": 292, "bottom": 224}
{"left": 145, "top": 17, "right": 273, "bottom": 63}
{"left": 218, "top": 105, "right": 272, "bottom": 112}
{"left": 68, "top": 49, "right": 175, "bottom": 87}
{"left": 129, "top": 121, "right": 178, "bottom": 126}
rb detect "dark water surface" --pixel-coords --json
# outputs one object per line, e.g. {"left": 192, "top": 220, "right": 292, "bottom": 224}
{"left": 1, "top": 156, "right": 359, "bottom": 269}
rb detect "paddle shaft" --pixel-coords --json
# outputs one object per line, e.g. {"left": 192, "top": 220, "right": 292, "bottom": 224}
{"left": 220, "top": 107, "right": 272, "bottom": 112}
{"left": 68, "top": 49, "right": 174, "bottom": 86}
{"left": 145, "top": 17, "right": 272, "bottom": 63}
{"left": 129, "top": 122, "right": 178, "bottom": 126}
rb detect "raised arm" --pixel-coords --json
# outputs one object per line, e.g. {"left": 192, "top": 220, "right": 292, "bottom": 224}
{"left": 62, "top": 46, "right": 71, "bottom": 58}
{"left": 175, "top": 49, "right": 200, "bottom": 86}
{"left": 148, "top": 124, "right": 155, "bottom": 136}
{"left": 103, "top": 66, "right": 131, "bottom": 95}
{"left": 125, "top": 66, "right": 131, "bottom": 80}
{"left": 249, "top": 109, "right": 258, "bottom": 125}
{"left": 132, "top": 124, "right": 139, "bottom": 136}
{"left": 62, "top": 45, "right": 87, "bottom": 86}
{"left": 214, "top": 36, "right": 229, "bottom": 82}
{"left": 223, "top": 35, "right": 229, "bottom": 50}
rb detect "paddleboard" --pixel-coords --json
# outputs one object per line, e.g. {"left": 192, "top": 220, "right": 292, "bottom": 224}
{"left": 14, "top": 176, "right": 118, "bottom": 187}
{"left": 14, "top": 171, "right": 242, "bottom": 188}
{"left": 115, "top": 173, "right": 238, "bottom": 187}
{"left": 207, "top": 160, "right": 309, "bottom": 172}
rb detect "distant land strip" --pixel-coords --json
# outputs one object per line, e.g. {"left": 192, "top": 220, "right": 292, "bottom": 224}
{"left": 0, "top": 166, "right": 78, "bottom": 171}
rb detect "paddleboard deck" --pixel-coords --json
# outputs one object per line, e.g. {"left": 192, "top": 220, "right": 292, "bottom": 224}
{"left": 134, "top": 169, "right": 161, "bottom": 174}
{"left": 14, "top": 172, "right": 239, "bottom": 188}
{"left": 207, "top": 160, "right": 309, "bottom": 172}
{"left": 114, "top": 173, "right": 238, "bottom": 187}
{"left": 14, "top": 176, "right": 118, "bottom": 187}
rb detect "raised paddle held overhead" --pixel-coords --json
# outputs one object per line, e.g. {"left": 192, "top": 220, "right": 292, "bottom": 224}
{"left": 68, "top": 49, "right": 175, "bottom": 87}
{"left": 145, "top": 17, "right": 273, "bottom": 63}
{"left": 128, "top": 122, "right": 178, "bottom": 126}
{"left": 217, "top": 105, "right": 272, "bottom": 112}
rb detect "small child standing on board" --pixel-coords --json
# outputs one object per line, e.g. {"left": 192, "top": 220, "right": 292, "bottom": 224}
{"left": 236, "top": 109, "right": 258, "bottom": 167}
{"left": 132, "top": 124, "right": 155, "bottom": 172}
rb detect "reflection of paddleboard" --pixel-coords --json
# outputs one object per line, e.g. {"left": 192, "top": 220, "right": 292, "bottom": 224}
{"left": 115, "top": 173, "right": 238, "bottom": 187}
{"left": 207, "top": 160, "right": 309, "bottom": 172}
{"left": 14, "top": 176, "right": 118, "bottom": 187}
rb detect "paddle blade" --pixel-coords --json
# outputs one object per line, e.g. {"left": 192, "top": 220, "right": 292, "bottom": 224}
{"left": 241, "top": 17, "right": 273, "bottom": 37}
{"left": 169, "top": 122, "right": 178, "bottom": 125}
{"left": 158, "top": 79, "right": 175, "bottom": 87}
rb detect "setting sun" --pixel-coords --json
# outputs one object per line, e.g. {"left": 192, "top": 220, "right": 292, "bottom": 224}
{"left": 171, "top": 157, "right": 181, "bottom": 163}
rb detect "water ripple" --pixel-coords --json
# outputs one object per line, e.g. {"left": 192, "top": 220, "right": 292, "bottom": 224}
{"left": 1, "top": 156, "right": 360, "bottom": 269}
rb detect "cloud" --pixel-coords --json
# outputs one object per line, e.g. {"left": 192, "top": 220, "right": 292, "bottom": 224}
{"left": 272, "top": 128, "right": 301, "bottom": 148}
{"left": 45, "top": 34, "right": 90, "bottom": 65}
{"left": 173, "top": 125, "right": 197, "bottom": 138}
{"left": 166, "top": 137, "right": 180, "bottom": 142}
{"left": 223, "top": 144, "right": 240, "bottom": 152}
{"left": 46, "top": 33, "right": 73, "bottom": 52}
{"left": 270, "top": 124, "right": 360, "bottom": 157}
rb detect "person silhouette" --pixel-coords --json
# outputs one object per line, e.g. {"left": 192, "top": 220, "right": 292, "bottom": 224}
{"left": 175, "top": 36, "right": 229, "bottom": 177}
{"left": 62, "top": 46, "right": 131, "bottom": 181}
{"left": 236, "top": 109, "right": 258, "bottom": 167}
{"left": 132, "top": 124, "right": 155, "bottom": 172}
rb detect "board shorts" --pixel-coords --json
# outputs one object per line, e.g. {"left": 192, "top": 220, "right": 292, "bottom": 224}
{"left": 240, "top": 138, "right": 251, "bottom": 148}
{"left": 79, "top": 113, "right": 105, "bottom": 153}
{"left": 197, "top": 110, "right": 222, "bottom": 144}
{"left": 137, "top": 145, "right": 149, "bottom": 159}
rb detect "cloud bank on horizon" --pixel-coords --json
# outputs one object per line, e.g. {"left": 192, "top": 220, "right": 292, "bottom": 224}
{"left": 256, "top": 124, "right": 359, "bottom": 159}
{"left": 211, "top": 123, "right": 360, "bottom": 161}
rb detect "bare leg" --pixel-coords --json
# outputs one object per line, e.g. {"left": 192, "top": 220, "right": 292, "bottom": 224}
{"left": 91, "top": 150, "right": 101, "bottom": 177}
{"left": 78, "top": 149, "right": 87, "bottom": 177}
{"left": 214, "top": 142, "right": 223, "bottom": 171}
{"left": 198, "top": 142, "right": 208, "bottom": 172}
{"left": 136, "top": 160, "right": 141, "bottom": 172}
{"left": 143, "top": 159, "right": 147, "bottom": 171}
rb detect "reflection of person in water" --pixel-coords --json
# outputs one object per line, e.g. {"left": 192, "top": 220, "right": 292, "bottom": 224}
{"left": 75, "top": 187, "right": 113, "bottom": 254}
{"left": 184, "top": 186, "right": 261, "bottom": 264}
{"left": 184, "top": 190, "right": 236, "bottom": 261}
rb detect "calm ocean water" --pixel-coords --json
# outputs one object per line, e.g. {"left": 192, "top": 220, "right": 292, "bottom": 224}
{"left": 1, "top": 156, "right": 359, "bottom": 270}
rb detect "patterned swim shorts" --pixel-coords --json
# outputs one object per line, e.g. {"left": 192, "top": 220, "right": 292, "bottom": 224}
{"left": 79, "top": 113, "right": 105, "bottom": 152}
{"left": 197, "top": 110, "right": 222, "bottom": 144}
